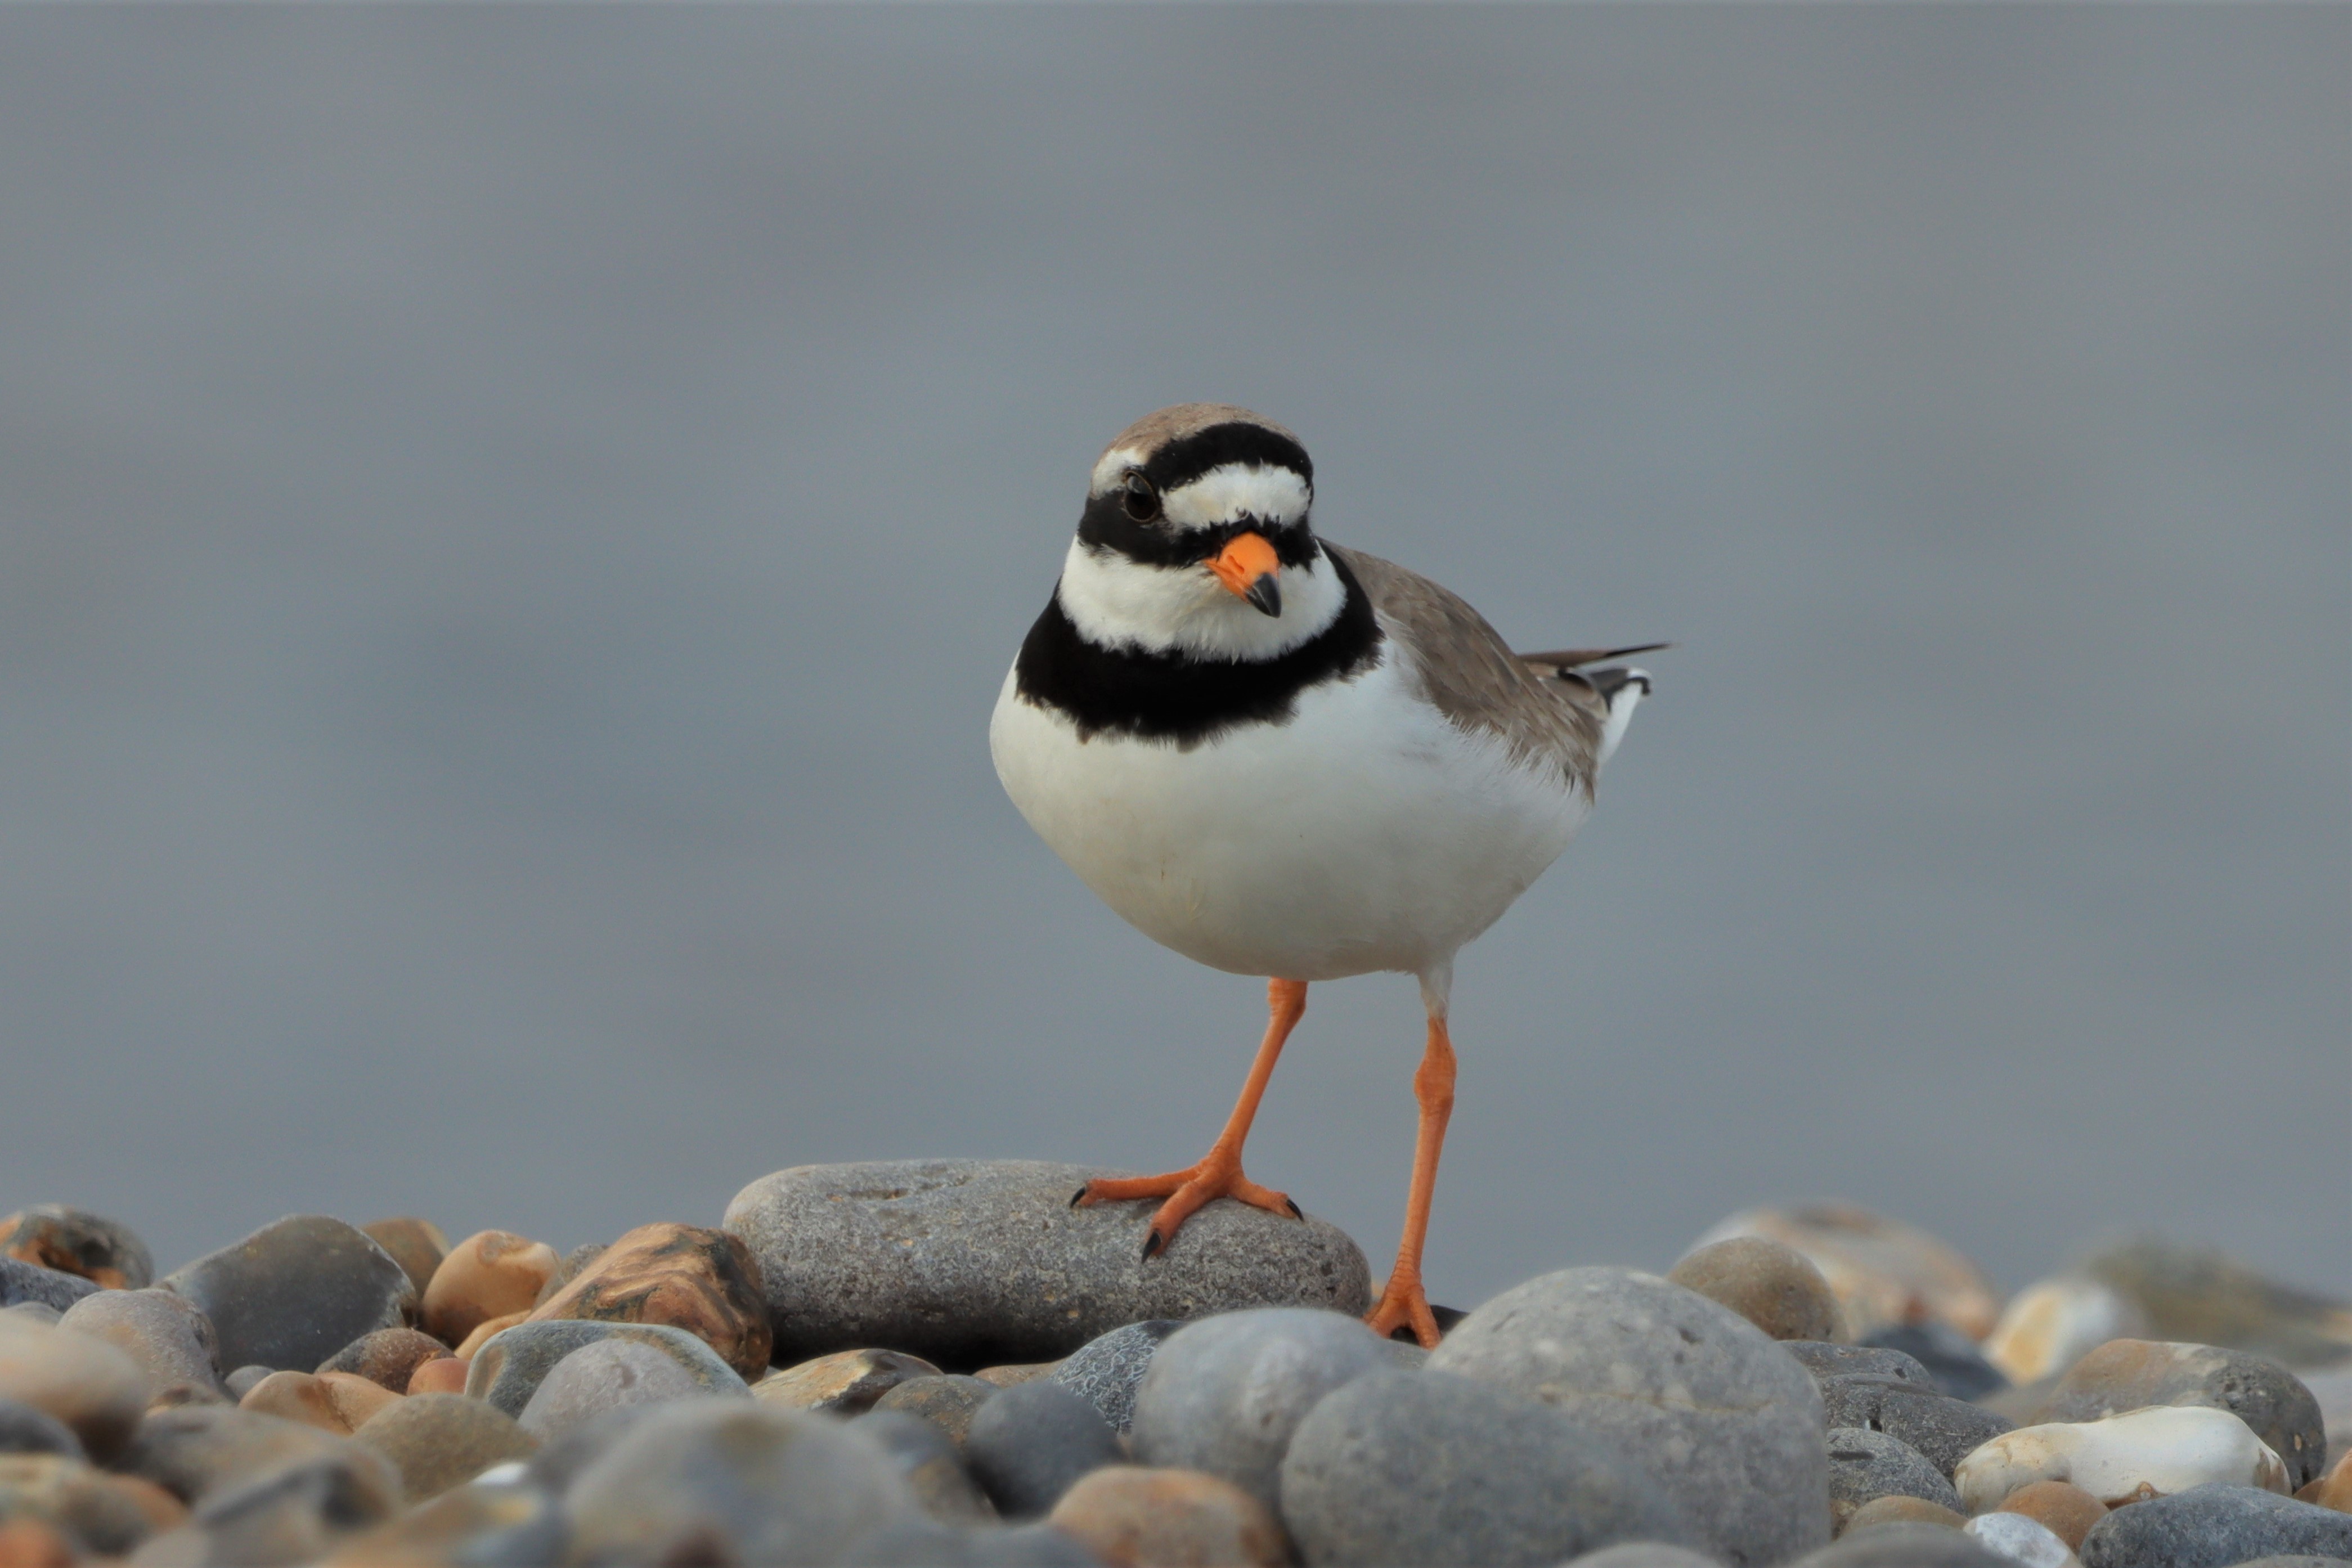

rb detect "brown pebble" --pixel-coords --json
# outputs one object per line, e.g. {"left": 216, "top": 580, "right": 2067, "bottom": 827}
{"left": 0, "top": 1208, "right": 150, "bottom": 1292}
{"left": 317, "top": 1327, "right": 450, "bottom": 1395}
{"left": 317, "top": 1372, "right": 403, "bottom": 1431}
{"left": 975, "top": 1363, "right": 1060, "bottom": 1387}
{"left": 421, "top": 1232, "right": 560, "bottom": 1347}
{"left": 1668, "top": 1237, "right": 1843, "bottom": 1342}
{"left": 527, "top": 1221, "right": 770, "bottom": 1380}
{"left": 407, "top": 1357, "right": 471, "bottom": 1396}
{"left": 1049, "top": 1465, "right": 1289, "bottom": 1567}
{"left": 531, "top": 1243, "right": 608, "bottom": 1308}
{"left": 754, "top": 1349, "right": 942, "bottom": 1415}
{"left": 360, "top": 1218, "right": 451, "bottom": 1299}
{"left": 1996, "top": 1478, "right": 2108, "bottom": 1549}
{"left": 147, "top": 1381, "right": 228, "bottom": 1411}
{"left": 452, "top": 1310, "right": 531, "bottom": 1360}
{"left": 353, "top": 1392, "right": 538, "bottom": 1501}
{"left": 870, "top": 1374, "right": 998, "bottom": 1451}
{"left": 2310, "top": 1445, "right": 2352, "bottom": 1512}
{"left": 0, "top": 1520, "right": 73, "bottom": 1568}
{"left": 1839, "top": 1494, "right": 1967, "bottom": 1534}
{"left": 239, "top": 1370, "right": 352, "bottom": 1434}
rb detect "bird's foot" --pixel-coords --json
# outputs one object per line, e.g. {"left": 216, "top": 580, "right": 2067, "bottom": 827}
{"left": 1072, "top": 1153, "right": 1301, "bottom": 1259}
{"left": 1366, "top": 1268, "right": 1442, "bottom": 1348}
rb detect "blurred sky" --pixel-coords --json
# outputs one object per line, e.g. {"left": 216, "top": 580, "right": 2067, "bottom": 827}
{"left": 0, "top": 5, "right": 2344, "bottom": 1308}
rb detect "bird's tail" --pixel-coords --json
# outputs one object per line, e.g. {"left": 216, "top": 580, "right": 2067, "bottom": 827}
{"left": 1520, "top": 644, "right": 1666, "bottom": 769}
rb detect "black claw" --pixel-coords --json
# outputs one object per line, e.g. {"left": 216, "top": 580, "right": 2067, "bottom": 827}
{"left": 1070, "top": 1185, "right": 1090, "bottom": 1210}
{"left": 1283, "top": 1197, "right": 1304, "bottom": 1221}
{"left": 1141, "top": 1229, "right": 1164, "bottom": 1261}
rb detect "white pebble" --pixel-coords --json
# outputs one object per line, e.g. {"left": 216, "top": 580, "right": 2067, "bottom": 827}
{"left": 1953, "top": 1403, "right": 2291, "bottom": 1511}
{"left": 1982, "top": 1274, "right": 2147, "bottom": 1385}
{"left": 1964, "top": 1510, "right": 2079, "bottom": 1567}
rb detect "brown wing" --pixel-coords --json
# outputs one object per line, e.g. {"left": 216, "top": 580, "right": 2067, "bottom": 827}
{"left": 1324, "top": 543, "right": 1605, "bottom": 789}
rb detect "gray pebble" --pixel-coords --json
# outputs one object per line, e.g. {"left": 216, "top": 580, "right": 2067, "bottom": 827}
{"left": 1048, "top": 1319, "right": 1179, "bottom": 1434}
{"left": 964, "top": 1380, "right": 1123, "bottom": 1519}
{"left": 159, "top": 1215, "right": 413, "bottom": 1374}
{"left": 724, "top": 1160, "right": 1372, "bottom": 1366}
{"left": 0, "top": 1396, "right": 84, "bottom": 1459}
{"left": 59, "top": 1288, "right": 224, "bottom": 1396}
{"left": 517, "top": 1337, "right": 718, "bottom": 1441}
{"left": 1429, "top": 1267, "right": 1829, "bottom": 1568}
{"left": 2040, "top": 1339, "right": 2329, "bottom": 1490}
{"left": 1128, "top": 1306, "right": 1390, "bottom": 1515}
{"left": 850, "top": 1517, "right": 1105, "bottom": 1566}
{"left": 1783, "top": 1342, "right": 1939, "bottom": 1389}
{"left": 1856, "top": 1323, "right": 2007, "bottom": 1402}
{"left": 225, "top": 1365, "right": 272, "bottom": 1400}
{"left": 872, "top": 1374, "right": 1002, "bottom": 1452}
{"left": 1563, "top": 1549, "right": 1727, "bottom": 1568}
{"left": 1825, "top": 1427, "right": 1962, "bottom": 1526}
{"left": 464, "top": 1319, "right": 749, "bottom": 1419}
{"left": 855, "top": 1408, "right": 995, "bottom": 1524}
{"left": 0, "top": 1256, "right": 101, "bottom": 1314}
{"left": 1278, "top": 1368, "right": 1697, "bottom": 1567}
{"left": 1819, "top": 1375, "right": 2013, "bottom": 1479}
{"left": 522, "top": 1403, "right": 663, "bottom": 1498}
{"left": 1785, "top": 1524, "right": 2009, "bottom": 1565}
{"left": 2077, "top": 1484, "right": 2352, "bottom": 1568}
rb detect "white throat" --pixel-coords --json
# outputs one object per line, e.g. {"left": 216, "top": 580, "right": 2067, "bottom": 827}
{"left": 1056, "top": 538, "right": 1348, "bottom": 661}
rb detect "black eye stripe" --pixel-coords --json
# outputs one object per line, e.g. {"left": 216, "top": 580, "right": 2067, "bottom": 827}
{"left": 1075, "top": 496, "right": 1320, "bottom": 571}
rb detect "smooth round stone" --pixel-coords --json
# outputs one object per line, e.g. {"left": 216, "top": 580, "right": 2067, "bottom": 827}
{"left": 532, "top": 1243, "right": 607, "bottom": 1308}
{"left": 1983, "top": 1276, "right": 2150, "bottom": 1387}
{"left": 2037, "top": 1339, "right": 2327, "bottom": 1490}
{"left": 854, "top": 1408, "right": 995, "bottom": 1524}
{"left": 528, "top": 1221, "right": 771, "bottom": 1381}
{"left": 965, "top": 1381, "right": 1123, "bottom": 1519}
{"left": 1956, "top": 1405, "right": 2292, "bottom": 1510}
{"left": 1857, "top": 1323, "right": 2009, "bottom": 1402}
{"left": 1787, "top": 1522, "right": 2010, "bottom": 1565}
{"left": 517, "top": 1338, "right": 715, "bottom": 1441}
{"left": 1561, "top": 1548, "right": 1727, "bottom": 1568}
{"left": 419, "top": 1232, "right": 559, "bottom": 1348}
{"left": 1962, "top": 1511, "right": 2074, "bottom": 1568}
{"left": 0, "top": 1314, "right": 149, "bottom": 1461}
{"left": 1828, "top": 1428, "right": 1963, "bottom": 1529}
{"left": 0, "top": 1304, "right": 59, "bottom": 1328}
{"left": 315, "top": 1327, "right": 447, "bottom": 1395}
{"left": 356, "top": 1392, "right": 538, "bottom": 1500}
{"left": 0, "top": 1400, "right": 83, "bottom": 1461}
{"left": 0, "top": 1207, "right": 152, "bottom": 1291}
{"left": 1048, "top": 1464, "right": 1287, "bottom": 1567}
{"left": 453, "top": 1309, "right": 530, "bottom": 1359}
{"left": 562, "top": 1400, "right": 914, "bottom": 1564}
{"left": 1670, "top": 1237, "right": 1843, "bottom": 1342}
{"left": 357, "top": 1219, "right": 448, "bottom": 1300}
{"left": 117, "top": 1405, "right": 357, "bottom": 1506}
{"left": 1787, "top": 1342, "right": 1940, "bottom": 1388}
{"left": 236, "top": 1371, "right": 397, "bottom": 1436}
{"left": 1843, "top": 1496, "right": 1968, "bottom": 1533}
{"left": 406, "top": 1356, "right": 468, "bottom": 1395}
{"left": 0, "top": 1260, "right": 98, "bottom": 1317}
{"left": 464, "top": 1319, "right": 748, "bottom": 1418}
{"left": 180, "top": 1447, "right": 402, "bottom": 1565}
{"left": 2076, "top": 1483, "right": 2352, "bottom": 1567}
{"left": 1050, "top": 1320, "right": 1181, "bottom": 1434}
{"left": 850, "top": 1518, "right": 1105, "bottom": 1566}
{"left": 872, "top": 1375, "right": 1001, "bottom": 1452}
{"left": 1993, "top": 1480, "right": 2107, "bottom": 1552}
{"left": 756, "top": 1348, "right": 943, "bottom": 1415}
{"left": 1689, "top": 1206, "right": 2001, "bottom": 1344}
{"left": 1279, "top": 1368, "right": 1696, "bottom": 1567}
{"left": 56, "top": 1290, "right": 222, "bottom": 1401}
{"left": 2309, "top": 1446, "right": 2352, "bottom": 1509}
{"left": 1821, "top": 1374, "right": 2014, "bottom": 1478}
{"left": 521, "top": 1404, "right": 663, "bottom": 1498}
{"left": 159, "top": 1216, "right": 414, "bottom": 1375}
{"left": 317, "top": 1480, "right": 566, "bottom": 1568}
{"left": 1428, "top": 1266, "right": 1829, "bottom": 1567}
{"left": 222, "top": 1365, "right": 272, "bottom": 1400}
{"left": 724, "top": 1160, "right": 1372, "bottom": 1367}
{"left": 0, "top": 1452, "right": 182, "bottom": 1557}
{"left": 1129, "top": 1308, "right": 1390, "bottom": 1513}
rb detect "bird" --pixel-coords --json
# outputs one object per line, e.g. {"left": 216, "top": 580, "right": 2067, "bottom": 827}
{"left": 988, "top": 403, "right": 1658, "bottom": 1347}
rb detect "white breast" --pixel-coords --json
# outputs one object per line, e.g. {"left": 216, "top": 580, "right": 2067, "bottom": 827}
{"left": 988, "top": 651, "right": 1590, "bottom": 982}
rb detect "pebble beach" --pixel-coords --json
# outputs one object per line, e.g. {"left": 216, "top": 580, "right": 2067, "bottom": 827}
{"left": 1, "top": 1160, "right": 2347, "bottom": 1566}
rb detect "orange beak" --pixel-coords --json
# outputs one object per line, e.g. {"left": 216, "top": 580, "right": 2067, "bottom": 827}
{"left": 1208, "top": 532, "right": 1282, "bottom": 617}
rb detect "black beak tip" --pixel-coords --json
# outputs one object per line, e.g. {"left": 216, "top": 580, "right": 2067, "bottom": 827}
{"left": 1244, "top": 579, "right": 1282, "bottom": 617}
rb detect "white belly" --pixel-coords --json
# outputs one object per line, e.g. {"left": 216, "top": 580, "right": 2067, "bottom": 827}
{"left": 988, "top": 655, "right": 1590, "bottom": 981}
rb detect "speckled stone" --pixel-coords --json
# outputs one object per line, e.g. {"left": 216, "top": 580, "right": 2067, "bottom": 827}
{"left": 56, "top": 1290, "right": 223, "bottom": 1400}
{"left": 516, "top": 1338, "right": 714, "bottom": 1441}
{"left": 419, "top": 1232, "right": 559, "bottom": 1347}
{"left": 1429, "top": 1267, "right": 1829, "bottom": 1567}
{"left": 527, "top": 1221, "right": 770, "bottom": 1380}
{"left": 1129, "top": 1308, "right": 1390, "bottom": 1514}
{"left": 314, "top": 1328, "right": 447, "bottom": 1395}
{"left": 0, "top": 1314, "right": 149, "bottom": 1461}
{"left": 1278, "top": 1368, "right": 1698, "bottom": 1567}
{"left": 317, "top": 1481, "right": 567, "bottom": 1568}
{"left": 1048, "top": 1464, "right": 1287, "bottom": 1567}
{"left": 463, "top": 1319, "right": 749, "bottom": 1418}
{"left": 159, "top": 1216, "right": 415, "bottom": 1375}
{"left": 0, "top": 1262, "right": 96, "bottom": 1318}
{"left": 724, "top": 1161, "right": 1372, "bottom": 1367}
{"left": 854, "top": 1409, "right": 995, "bottom": 1525}
{"left": 872, "top": 1375, "right": 1000, "bottom": 1452}
{"left": 1670, "top": 1237, "right": 1843, "bottom": 1342}
{"left": 2077, "top": 1484, "right": 2352, "bottom": 1567}
{"left": 965, "top": 1381, "right": 1123, "bottom": 1519}
{"left": 1050, "top": 1321, "right": 1180, "bottom": 1435}
{"left": 2037, "top": 1338, "right": 2327, "bottom": 1490}
{"left": 756, "top": 1348, "right": 943, "bottom": 1415}
{"left": 1827, "top": 1428, "right": 1963, "bottom": 1530}
{"left": 0, "top": 1208, "right": 152, "bottom": 1292}
{"left": 1787, "top": 1342, "right": 1940, "bottom": 1389}
{"left": 1820, "top": 1374, "right": 2014, "bottom": 1479}
{"left": 355, "top": 1392, "right": 538, "bottom": 1500}
{"left": 357, "top": 1220, "right": 448, "bottom": 1300}
{"left": 1993, "top": 1479, "right": 2107, "bottom": 1552}
{"left": 1788, "top": 1522, "right": 2010, "bottom": 1565}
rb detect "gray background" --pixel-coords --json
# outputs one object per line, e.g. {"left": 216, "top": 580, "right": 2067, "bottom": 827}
{"left": 1, "top": 5, "right": 2344, "bottom": 1307}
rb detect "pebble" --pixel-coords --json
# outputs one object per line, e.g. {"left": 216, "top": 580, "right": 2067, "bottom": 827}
{"left": 872, "top": 1374, "right": 1001, "bottom": 1451}
{"left": 1954, "top": 1404, "right": 2292, "bottom": 1509}
{"left": 854, "top": 1408, "right": 996, "bottom": 1524}
{"left": 314, "top": 1327, "right": 447, "bottom": 1395}
{"left": 1962, "top": 1511, "right": 2077, "bottom": 1568}
{"left": 356, "top": 1219, "right": 448, "bottom": 1301}
{"left": 1129, "top": 1308, "right": 1390, "bottom": 1513}
{"left": 118, "top": 1405, "right": 363, "bottom": 1507}
{"left": 0, "top": 1313, "right": 149, "bottom": 1462}
{"left": 317, "top": 1481, "right": 566, "bottom": 1568}
{"left": 2034, "top": 1338, "right": 2328, "bottom": 1490}
{"left": 560, "top": 1399, "right": 915, "bottom": 1564}
{"left": 849, "top": 1517, "right": 1104, "bottom": 1565}
{"left": 1278, "top": 1367, "right": 1698, "bottom": 1566}
{"left": 235, "top": 1370, "right": 398, "bottom": 1435}
{"left": 54, "top": 1291, "right": 222, "bottom": 1401}
{"left": 1561, "top": 1549, "right": 1728, "bottom": 1568}
{"left": 1047, "top": 1464, "right": 1287, "bottom": 1567}
{"left": 1858, "top": 1322, "right": 2010, "bottom": 1402}
{"left": 452, "top": 1309, "right": 529, "bottom": 1358}
{"left": 516, "top": 1337, "right": 715, "bottom": 1441}
{"left": 0, "top": 1207, "right": 153, "bottom": 1291}
{"left": 405, "top": 1356, "right": 468, "bottom": 1396}
{"left": 222, "top": 1365, "right": 272, "bottom": 1400}
{"left": 1993, "top": 1479, "right": 2108, "bottom": 1551}
{"left": 1051, "top": 1320, "right": 1181, "bottom": 1434}
{"left": 1821, "top": 1373, "right": 2015, "bottom": 1478}
{"left": 1787, "top": 1522, "right": 2012, "bottom": 1564}
{"left": 0, "top": 1263, "right": 97, "bottom": 1318}
{"left": 173, "top": 1447, "right": 402, "bottom": 1566}
{"left": 755, "top": 1347, "right": 943, "bottom": 1415}
{"left": 527, "top": 1220, "right": 771, "bottom": 1380}
{"left": 1983, "top": 1275, "right": 2150, "bottom": 1387}
{"left": 2306, "top": 1446, "right": 2352, "bottom": 1510}
{"left": 462, "top": 1319, "right": 748, "bottom": 1418}
{"left": 418, "top": 1231, "right": 559, "bottom": 1347}
{"left": 1690, "top": 1206, "right": 2002, "bottom": 1342}
{"left": 0, "top": 1453, "right": 183, "bottom": 1557}
{"left": 2076, "top": 1483, "right": 2352, "bottom": 1567}
{"left": 978, "top": 1363, "right": 1061, "bottom": 1387}
{"left": 0, "top": 1401, "right": 83, "bottom": 1461}
{"left": 520, "top": 1404, "right": 662, "bottom": 1497}
{"left": 1787, "top": 1341, "right": 1941, "bottom": 1388}
{"left": 354, "top": 1391, "right": 538, "bottom": 1500}
{"left": 532, "top": 1243, "right": 607, "bottom": 1308}
{"left": 0, "top": 1518, "right": 74, "bottom": 1568}
{"left": 1428, "top": 1266, "right": 1829, "bottom": 1566}
{"left": 1843, "top": 1496, "right": 1970, "bottom": 1533}
{"left": 965, "top": 1380, "right": 1123, "bottom": 1518}
{"left": 158, "top": 1216, "right": 415, "bottom": 1375}
{"left": 724, "top": 1160, "right": 1372, "bottom": 1367}
{"left": 2079, "top": 1240, "right": 2352, "bottom": 1371}
{"left": 1828, "top": 1427, "right": 1964, "bottom": 1528}
{"left": 1670, "top": 1236, "right": 1844, "bottom": 1342}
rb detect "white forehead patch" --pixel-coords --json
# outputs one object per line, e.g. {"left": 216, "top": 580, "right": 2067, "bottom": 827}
{"left": 1089, "top": 446, "right": 1147, "bottom": 497}
{"left": 1161, "top": 464, "right": 1311, "bottom": 532}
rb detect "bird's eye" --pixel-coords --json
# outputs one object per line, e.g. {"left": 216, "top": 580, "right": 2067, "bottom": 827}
{"left": 1120, "top": 473, "right": 1161, "bottom": 523}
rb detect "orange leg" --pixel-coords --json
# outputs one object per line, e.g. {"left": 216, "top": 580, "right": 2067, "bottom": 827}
{"left": 1366, "top": 1008, "right": 1456, "bottom": 1347}
{"left": 1075, "top": 978, "right": 1309, "bottom": 1259}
